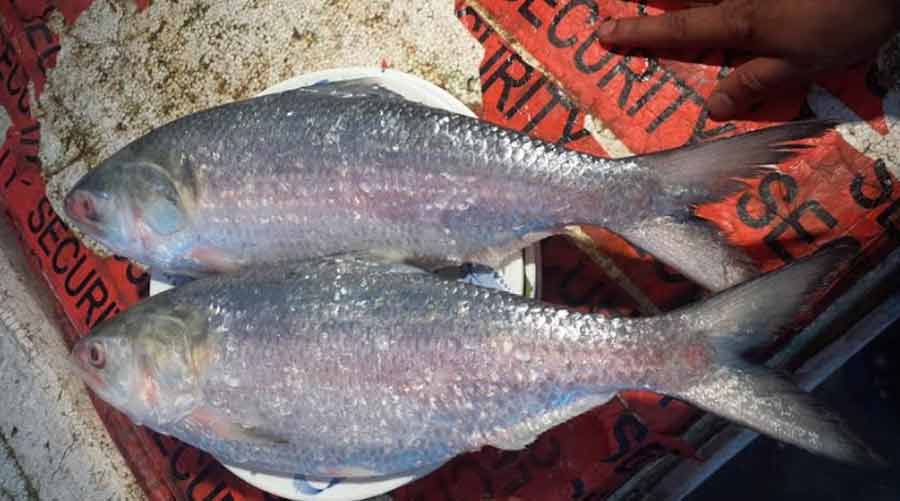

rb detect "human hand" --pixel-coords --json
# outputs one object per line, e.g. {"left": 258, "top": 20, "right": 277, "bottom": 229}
{"left": 597, "top": 0, "right": 900, "bottom": 120}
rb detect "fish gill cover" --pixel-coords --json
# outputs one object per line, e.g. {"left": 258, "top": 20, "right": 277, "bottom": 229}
{"left": 0, "top": 1, "right": 896, "bottom": 500}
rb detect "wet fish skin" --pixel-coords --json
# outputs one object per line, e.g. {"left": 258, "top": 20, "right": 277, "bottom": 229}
{"left": 71, "top": 243, "right": 881, "bottom": 478}
{"left": 620, "top": 217, "right": 760, "bottom": 292}
{"left": 63, "top": 79, "right": 832, "bottom": 281}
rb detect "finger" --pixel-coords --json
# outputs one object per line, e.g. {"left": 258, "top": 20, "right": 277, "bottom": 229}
{"left": 707, "top": 57, "right": 812, "bottom": 120}
{"left": 597, "top": 1, "right": 759, "bottom": 50}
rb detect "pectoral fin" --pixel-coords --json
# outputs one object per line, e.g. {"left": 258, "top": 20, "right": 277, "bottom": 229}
{"left": 185, "top": 406, "right": 289, "bottom": 445}
{"left": 188, "top": 247, "right": 242, "bottom": 274}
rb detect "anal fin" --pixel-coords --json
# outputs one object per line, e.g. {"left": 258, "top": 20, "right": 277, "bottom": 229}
{"left": 487, "top": 391, "right": 616, "bottom": 451}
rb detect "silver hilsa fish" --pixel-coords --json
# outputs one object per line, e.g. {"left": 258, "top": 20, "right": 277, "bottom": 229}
{"left": 64, "top": 78, "right": 831, "bottom": 289}
{"left": 71, "top": 242, "right": 882, "bottom": 478}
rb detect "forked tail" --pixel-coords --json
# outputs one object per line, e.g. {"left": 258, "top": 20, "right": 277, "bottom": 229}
{"left": 613, "top": 120, "right": 835, "bottom": 291}
{"left": 637, "top": 120, "right": 835, "bottom": 211}
{"left": 665, "top": 240, "right": 885, "bottom": 467}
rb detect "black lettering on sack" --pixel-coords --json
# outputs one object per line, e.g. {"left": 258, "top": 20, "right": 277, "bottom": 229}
{"left": 24, "top": 22, "right": 53, "bottom": 50}
{"left": 521, "top": 83, "right": 562, "bottom": 134}
{"left": 877, "top": 198, "right": 900, "bottom": 239}
{"left": 16, "top": 82, "right": 29, "bottom": 115}
{"left": 63, "top": 257, "right": 95, "bottom": 296}
{"left": 627, "top": 73, "right": 669, "bottom": 117}
{"left": 482, "top": 52, "right": 534, "bottom": 114}
{"left": 200, "top": 481, "right": 228, "bottom": 501}
{"left": 480, "top": 45, "right": 508, "bottom": 77}
{"left": 37, "top": 215, "right": 66, "bottom": 257}
{"left": 20, "top": 123, "right": 39, "bottom": 135}
{"left": 736, "top": 172, "right": 837, "bottom": 261}
{"left": 737, "top": 172, "right": 798, "bottom": 228}
{"left": 113, "top": 255, "right": 151, "bottom": 292}
{"left": 549, "top": 0, "right": 599, "bottom": 48}
{"left": 28, "top": 195, "right": 52, "bottom": 233}
{"left": 52, "top": 237, "right": 80, "bottom": 274}
{"left": 517, "top": 0, "right": 544, "bottom": 28}
{"left": 646, "top": 80, "right": 693, "bottom": 134}
{"left": 185, "top": 459, "right": 216, "bottom": 500}
{"left": 451, "top": 457, "right": 494, "bottom": 496}
{"left": 601, "top": 413, "right": 648, "bottom": 463}
{"left": 559, "top": 106, "right": 592, "bottom": 145}
{"left": 658, "top": 396, "right": 674, "bottom": 407}
{"left": 20, "top": 123, "right": 42, "bottom": 167}
{"left": 851, "top": 159, "right": 893, "bottom": 209}
{"left": 506, "top": 75, "right": 547, "bottom": 120}
{"left": 5, "top": 63, "right": 23, "bottom": 99}
{"left": 23, "top": 22, "right": 58, "bottom": 76}
{"left": 127, "top": 263, "right": 150, "bottom": 293}
{"left": 516, "top": 82, "right": 591, "bottom": 145}
{"left": 92, "top": 302, "right": 119, "bottom": 328}
{"left": 764, "top": 201, "right": 837, "bottom": 262}
{"left": 689, "top": 106, "right": 735, "bottom": 144}
{"left": 540, "top": 0, "right": 736, "bottom": 140}
{"left": 633, "top": 67, "right": 734, "bottom": 139}
{"left": 457, "top": 5, "right": 492, "bottom": 43}
{"left": 0, "top": 37, "right": 29, "bottom": 114}
{"left": 597, "top": 49, "right": 659, "bottom": 110}
{"left": 75, "top": 278, "right": 109, "bottom": 327}
{"left": 1, "top": 148, "right": 20, "bottom": 189}
{"left": 575, "top": 32, "right": 614, "bottom": 74}
{"left": 37, "top": 45, "right": 60, "bottom": 76}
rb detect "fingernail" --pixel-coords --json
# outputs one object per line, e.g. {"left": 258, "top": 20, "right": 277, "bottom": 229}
{"left": 597, "top": 21, "right": 616, "bottom": 41}
{"left": 707, "top": 92, "right": 735, "bottom": 120}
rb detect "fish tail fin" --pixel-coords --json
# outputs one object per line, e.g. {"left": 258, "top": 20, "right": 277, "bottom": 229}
{"left": 668, "top": 239, "right": 884, "bottom": 467}
{"left": 619, "top": 218, "right": 759, "bottom": 292}
{"left": 639, "top": 120, "right": 834, "bottom": 212}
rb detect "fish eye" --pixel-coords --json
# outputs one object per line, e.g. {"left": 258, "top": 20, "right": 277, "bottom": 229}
{"left": 88, "top": 342, "right": 105, "bottom": 369}
{"left": 66, "top": 190, "right": 101, "bottom": 223}
{"left": 81, "top": 197, "right": 98, "bottom": 222}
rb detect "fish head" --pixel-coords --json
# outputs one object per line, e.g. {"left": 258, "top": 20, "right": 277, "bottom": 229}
{"left": 71, "top": 301, "right": 207, "bottom": 428}
{"left": 64, "top": 151, "right": 193, "bottom": 271}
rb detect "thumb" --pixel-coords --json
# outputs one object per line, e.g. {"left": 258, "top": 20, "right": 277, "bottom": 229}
{"left": 708, "top": 57, "right": 812, "bottom": 120}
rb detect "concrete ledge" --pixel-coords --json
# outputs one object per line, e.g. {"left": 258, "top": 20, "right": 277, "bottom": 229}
{"left": 0, "top": 213, "right": 141, "bottom": 500}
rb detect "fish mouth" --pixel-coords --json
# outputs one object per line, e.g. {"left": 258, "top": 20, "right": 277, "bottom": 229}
{"left": 63, "top": 190, "right": 106, "bottom": 235}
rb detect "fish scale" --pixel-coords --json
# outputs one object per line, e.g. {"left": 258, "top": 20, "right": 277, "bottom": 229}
{"left": 64, "top": 79, "right": 832, "bottom": 282}
{"left": 72, "top": 244, "right": 883, "bottom": 478}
